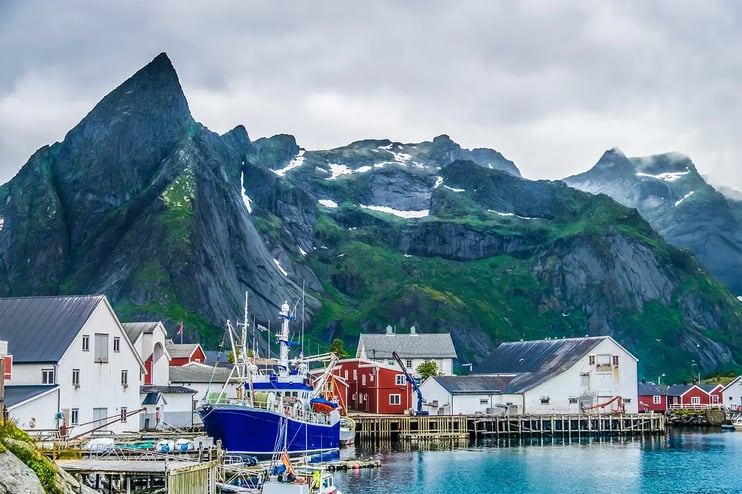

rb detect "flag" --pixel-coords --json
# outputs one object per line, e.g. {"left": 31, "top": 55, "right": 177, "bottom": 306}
{"left": 280, "top": 449, "right": 296, "bottom": 476}
{"left": 176, "top": 322, "right": 183, "bottom": 335}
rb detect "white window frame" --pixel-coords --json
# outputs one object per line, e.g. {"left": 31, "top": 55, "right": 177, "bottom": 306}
{"left": 121, "top": 370, "right": 128, "bottom": 387}
{"left": 653, "top": 395, "right": 661, "bottom": 405}
{"left": 691, "top": 396, "right": 701, "bottom": 405}
{"left": 82, "top": 335, "right": 90, "bottom": 352}
{"left": 389, "top": 394, "right": 401, "bottom": 405}
{"left": 113, "top": 337, "right": 121, "bottom": 353}
{"left": 361, "top": 374, "right": 366, "bottom": 386}
{"left": 94, "top": 333, "right": 109, "bottom": 363}
{"left": 395, "top": 374, "right": 406, "bottom": 386}
{"left": 71, "top": 408, "right": 79, "bottom": 425}
{"left": 72, "top": 369, "right": 80, "bottom": 387}
{"left": 42, "top": 368, "right": 55, "bottom": 384}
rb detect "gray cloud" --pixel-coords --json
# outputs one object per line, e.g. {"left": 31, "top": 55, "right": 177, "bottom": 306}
{"left": 1, "top": 0, "right": 741, "bottom": 193}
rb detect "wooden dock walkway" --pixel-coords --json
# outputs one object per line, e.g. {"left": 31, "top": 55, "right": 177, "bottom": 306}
{"left": 352, "top": 413, "right": 664, "bottom": 442}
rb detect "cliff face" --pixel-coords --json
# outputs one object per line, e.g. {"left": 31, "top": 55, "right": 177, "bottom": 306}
{"left": 0, "top": 53, "right": 740, "bottom": 381}
{"left": 565, "top": 148, "right": 742, "bottom": 296}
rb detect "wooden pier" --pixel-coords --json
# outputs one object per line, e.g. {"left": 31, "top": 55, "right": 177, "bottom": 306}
{"left": 352, "top": 413, "right": 664, "bottom": 442}
{"left": 55, "top": 447, "right": 222, "bottom": 493}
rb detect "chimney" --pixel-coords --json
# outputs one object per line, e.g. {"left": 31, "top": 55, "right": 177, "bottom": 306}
{"left": 410, "top": 326, "right": 416, "bottom": 335}
{"left": 385, "top": 325, "right": 393, "bottom": 335}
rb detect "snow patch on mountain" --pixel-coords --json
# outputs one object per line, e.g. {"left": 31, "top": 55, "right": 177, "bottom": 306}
{"left": 272, "top": 150, "right": 305, "bottom": 177}
{"left": 361, "top": 204, "right": 429, "bottom": 218}
{"left": 674, "top": 191, "right": 695, "bottom": 207}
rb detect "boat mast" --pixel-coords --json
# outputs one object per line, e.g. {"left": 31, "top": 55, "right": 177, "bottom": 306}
{"left": 277, "top": 301, "right": 292, "bottom": 377}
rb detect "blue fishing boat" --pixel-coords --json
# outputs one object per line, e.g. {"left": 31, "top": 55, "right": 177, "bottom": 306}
{"left": 199, "top": 298, "right": 340, "bottom": 458}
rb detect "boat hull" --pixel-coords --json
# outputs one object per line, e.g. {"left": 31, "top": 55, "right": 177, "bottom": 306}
{"left": 199, "top": 404, "right": 340, "bottom": 457}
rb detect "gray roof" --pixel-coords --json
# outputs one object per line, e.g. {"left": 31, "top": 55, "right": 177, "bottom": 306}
{"left": 358, "top": 333, "right": 457, "bottom": 359}
{"left": 165, "top": 343, "right": 201, "bottom": 359}
{"left": 475, "top": 337, "right": 613, "bottom": 393}
{"left": 169, "top": 363, "right": 234, "bottom": 383}
{"left": 638, "top": 383, "right": 666, "bottom": 396}
{"left": 666, "top": 384, "right": 692, "bottom": 396}
{"left": 0, "top": 295, "right": 105, "bottom": 362}
{"left": 432, "top": 375, "right": 516, "bottom": 394}
{"left": 122, "top": 322, "right": 160, "bottom": 344}
{"left": 141, "top": 385, "right": 196, "bottom": 395}
{"left": 4, "top": 385, "right": 58, "bottom": 408}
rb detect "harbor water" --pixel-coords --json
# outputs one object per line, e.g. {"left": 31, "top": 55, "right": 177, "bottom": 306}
{"left": 334, "top": 431, "right": 742, "bottom": 493}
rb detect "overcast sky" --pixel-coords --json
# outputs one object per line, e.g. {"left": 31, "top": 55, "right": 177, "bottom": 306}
{"left": 1, "top": 1, "right": 741, "bottom": 194}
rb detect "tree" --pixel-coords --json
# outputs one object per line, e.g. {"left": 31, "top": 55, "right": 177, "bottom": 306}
{"left": 328, "top": 338, "right": 349, "bottom": 359}
{"left": 416, "top": 360, "right": 442, "bottom": 381}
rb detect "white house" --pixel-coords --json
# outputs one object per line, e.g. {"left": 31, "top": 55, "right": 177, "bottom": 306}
{"left": 722, "top": 376, "right": 742, "bottom": 411}
{"left": 123, "top": 322, "right": 171, "bottom": 386}
{"left": 0, "top": 295, "right": 147, "bottom": 434}
{"left": 422, "top": 336, "right": 638, "bottom": 415}
{"left": 123, "top": 321, "right": 204, "bottom": 430}
{"left": 356, "top": 326, "right": 457, "bottom": 376}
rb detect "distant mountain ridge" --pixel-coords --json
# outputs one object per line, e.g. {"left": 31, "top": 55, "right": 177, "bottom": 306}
{"left": 0, "top": 53, "right": 740, "bottom": 382}
{"left": 565, "top": 147, "right": 742, "bottom": 296}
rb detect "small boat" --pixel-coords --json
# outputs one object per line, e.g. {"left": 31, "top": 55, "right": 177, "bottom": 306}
{"left": 199, "top": 297, "right": 341, "bottom": 458}
{"left": 734, "top": 417, "right": 742, "bottom": 432}
{"left": 339, "top": 417, "right": 355, "bottom": 446}
{"left": 263, "top": 453, "right": 342, "bottom": 494}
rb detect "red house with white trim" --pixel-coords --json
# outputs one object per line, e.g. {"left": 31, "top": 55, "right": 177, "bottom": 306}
{"left": 165, "top": 343, "right": 207, "bottom": 366}
{"left": 638, "top": 383, "right": 667, "bottom": 413}
{"left": 331, "top": 358, "right": 415, "bottom": 414}
{"left": 666, "top": 384, "right": 722, "bottom": 409}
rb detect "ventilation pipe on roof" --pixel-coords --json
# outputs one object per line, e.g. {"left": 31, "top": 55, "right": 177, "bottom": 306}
{"left": 385, "top": 325, "right": 393, "bottom": 335}
{"left": 410, "top": 326, "right": 416, "bottom": 335}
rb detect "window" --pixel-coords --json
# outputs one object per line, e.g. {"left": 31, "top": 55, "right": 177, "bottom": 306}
{"left": 72, "top": 369, "right": 80, "bottom": 387}
{"left": 580, "top": 373, "right": 590, "bottom": 387}
{"left": 361, "top": 374, "right": 366, "bottom": 386}
{"left": 121, "top": 370, "right": 128, "bottom": 387}
{"left": 540, "top": 396, "right": 550, "bottom": 405}
{"left": 612, "top": 355, "right": 619, "bottom": 366}
{"left": 113, "top": 337, "right": 120, "bottom": 353}
{"left": 653, "top": 395, "right": 662, "bottom": 405}
{"left": 120, "top": 407, "right": 127, "bottom": 423}
{"left": 596, "top": 355, "right": 612, "bottom": 372}
{"left": 370, "top": 374, "right": 374, "bottom": 383}
{"left": 406, "top": 359, "right": 412, "bottom": 368}
{"left": 344, "top": 370, "right": 348, "bottom": 380}
{"left": 691, "top": 396, "right": 700, "bottom": 405}
{"left": 395, "top": 374, "right": 406, "bottom": 386}
{"left": 589, "top": 355, "right": 595, "bottom": 365}
{"left": 93, "top": 408, "right": 108, "bottom": 431}
{"left": 569, "top": 397, "right": 578, "bottom": 404}
{"left": 42, "top": 368, "right": 55, "bottom": 384}
{"left": 82, "top": 335, "right": 90, "bottom": 352}
{"left": 389, "top": 394, "right": 401, "bottom": 405}
{"left": 94, "top": 333, "right": 109, "bottom": 363}
{"left": 479, "top": 398, "right": 489, "bottom": 405}
{"left": 353, "top": 369, "right": 357, "bottom": 380}
{"left": 71, "top": 409, "right": 79, "bottom": 425}
{"left": 712, "top": 395, "right": 719, "bottom": 404}
{"left": 624, "top": 398, "right": 631, "bottom": 403}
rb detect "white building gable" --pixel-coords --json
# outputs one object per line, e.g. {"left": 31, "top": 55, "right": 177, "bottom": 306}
{"left": 722, "top": 376, "right": 742, "bottom": 410}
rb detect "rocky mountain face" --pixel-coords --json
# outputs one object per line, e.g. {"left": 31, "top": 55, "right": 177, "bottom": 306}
{"left": 0, "top": 53, "right": 308, "bottom": 347}
{"left": 564, "top": 148, "right": 742, "bottom": 296}
{"left": 0, "top": 54, "right": 740, "bottom": 381}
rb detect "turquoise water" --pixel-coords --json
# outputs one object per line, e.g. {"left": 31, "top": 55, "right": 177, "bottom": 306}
{"left": 335, "top": 432, "right": 742, "bottom": 493}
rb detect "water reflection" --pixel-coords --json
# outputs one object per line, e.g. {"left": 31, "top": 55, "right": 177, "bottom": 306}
{"left": 337, "top": 431, "right": 742, "bottom": 494}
